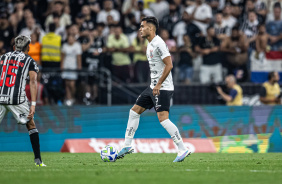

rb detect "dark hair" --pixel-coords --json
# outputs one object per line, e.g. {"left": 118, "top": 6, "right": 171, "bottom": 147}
{"left": 96, "top": 22, "right": 105, "bottom": 28}
{"left": 207, "top": 24, "right": 214, "bottom": 31}
{"left": 268, "top": 71, "right": 277, "bottom": 80}
{"left": 53, "top": 12, "right": 60, "bottom": 18}
{"left": 274, "top": 2, "right": 281, "bottom": 9}
{"left": 49, "top": 23, "right": 56, "bottom": 32}
{"left": 232, "top": 26, "right": 240, "bottom": 31}
{"left": 54, "top": 1, "right": 64, "bottom": 5}
{"left": 141, "top": 16, "right": 159, "bottom": 30}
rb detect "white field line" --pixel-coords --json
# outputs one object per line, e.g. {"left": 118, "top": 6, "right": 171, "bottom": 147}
{"left": 185, "top": 169, "right": 282, "bottom": 173}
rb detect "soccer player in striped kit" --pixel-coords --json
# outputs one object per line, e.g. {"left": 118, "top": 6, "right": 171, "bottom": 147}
{"left": 0, "top": 35, "right": 46, "bottom": 166}
{"left": 117, "top": 17, "right": 191, "bottom": 162}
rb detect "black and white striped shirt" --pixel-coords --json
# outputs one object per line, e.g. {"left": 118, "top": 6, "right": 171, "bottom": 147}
{"left": 0, "top": 51, "right": 39, "bottom": 105}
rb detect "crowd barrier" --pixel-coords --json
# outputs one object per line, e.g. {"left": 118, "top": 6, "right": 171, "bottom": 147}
{"left": 0, "top": 105, "right": 281, "bottom": 153}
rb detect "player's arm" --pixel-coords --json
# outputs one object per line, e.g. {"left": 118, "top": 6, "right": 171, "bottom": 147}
{"left": 259, "top": 86, "right": 279, "bottom": 104}
{"left": 28, "top": 71, "right": 37, "bottom": 119}
{"left": 216, "top": 87, "right": 233, "bottom": 102}
{"left": 153, "top": 56, "right": 173, "bottom": 96}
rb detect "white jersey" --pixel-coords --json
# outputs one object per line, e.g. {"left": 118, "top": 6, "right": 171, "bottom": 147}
{"left": 146, "top": 35, "right": 174, "bottom": 91}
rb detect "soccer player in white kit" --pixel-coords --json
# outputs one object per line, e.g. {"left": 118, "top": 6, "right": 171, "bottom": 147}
{"left": 117, "top": 16, "right": 191, "bottom": 162}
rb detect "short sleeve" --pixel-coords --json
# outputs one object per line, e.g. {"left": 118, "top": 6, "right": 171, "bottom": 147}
{"left": 156, "top": 40, "right": 171, "bottom": 60}
{"left": 61, "top": 44, "right": 66, "bottom": 53}
{"left": 123, "top": 35, "right": 130, "bottom": 48}
{"left": 259, "top": 86, "right": 267, "bottom": 97}
{"left": 29, "top": 59, "right": 39, "bottom": 73}
{"left": 76, "top": 43, "right": 82, "bottom": 55}
{"left": 107, "top": 35, "right": 114, "bottom": 48}
{"left": 229, "top": 89, "right": 238, "bottom": 100}
{"left": 205, "top": 5, "right": 213, "bottom": 19}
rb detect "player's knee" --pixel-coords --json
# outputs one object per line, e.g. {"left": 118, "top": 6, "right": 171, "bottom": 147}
{"left": 26, "top": 119, "right": 36, "bottom": 130}
{"left": 131, "top": 105, "right": 144, "bottom": 114}
{"left": 157, "top": 111, "right": 169, "bottom": 123}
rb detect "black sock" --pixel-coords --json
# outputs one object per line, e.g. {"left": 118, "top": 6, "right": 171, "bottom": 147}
{"left": 29, "top": 129, "right": 41, "bottom": 161}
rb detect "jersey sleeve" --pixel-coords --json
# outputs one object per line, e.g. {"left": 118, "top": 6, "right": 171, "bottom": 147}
{"left": 229, "top": 89, "right": 238, "bottom": 100}
{"left": 259, "top": 86, "right": 266, "bottom": 97}
{"left": 29, "top": 59, "right": 39, "bottom": 73}
{"left": 156, "top": 41, "right": 171, "bottom": 60}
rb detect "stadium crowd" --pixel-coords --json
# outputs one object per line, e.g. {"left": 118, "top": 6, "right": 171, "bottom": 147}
{"left": 0, "top": 0, "right": 282, "bottom": 105}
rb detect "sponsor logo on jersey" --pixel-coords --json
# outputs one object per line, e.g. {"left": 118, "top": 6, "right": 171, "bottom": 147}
{"left": 0, "top": 96, "right": 9, "bottom": 103}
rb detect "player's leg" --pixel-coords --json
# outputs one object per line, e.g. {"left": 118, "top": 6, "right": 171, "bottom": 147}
{"left": 26, "top": 118, "right": 45, "bottom": 166}
{"left": 118, "top": 87, "right": 153, "bottom": 159}
{"left": 7, "top": 102, "right": 46, "bottom": 166}
{"left": 153, "top": 91, "right": 191, "bottom": 162}
{"left": 0, "top": 105, "right": 8, "bottom": 124}
{"left": 124, "top": 104, "right": 146, "bottom": 146}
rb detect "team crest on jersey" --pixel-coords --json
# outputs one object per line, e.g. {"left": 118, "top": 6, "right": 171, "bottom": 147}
{"left": 150, "top": 50, "right": 153, "bottom": 58}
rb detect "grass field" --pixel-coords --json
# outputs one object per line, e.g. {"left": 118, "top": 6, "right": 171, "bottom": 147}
{"left": 0, "top": 152, "right": 282, "bottom": 184}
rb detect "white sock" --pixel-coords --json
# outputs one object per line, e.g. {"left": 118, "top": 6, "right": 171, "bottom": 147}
{"left": 124, "top": 109, "right": 140, "bottom": 146}
{"left": 160, "top": 119, "right": 187, "bottom": 152}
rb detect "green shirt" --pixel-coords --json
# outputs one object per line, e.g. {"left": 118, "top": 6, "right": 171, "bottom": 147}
{"left": 132, "top": 38, "right": 148, "bottom": 63}
{"left": 107, "top": 34, "right": 131, "bottom": 66}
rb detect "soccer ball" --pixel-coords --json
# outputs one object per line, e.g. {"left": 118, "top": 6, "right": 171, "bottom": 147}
{"left": 100, "top": 145, "right": 118, "bottom": 162}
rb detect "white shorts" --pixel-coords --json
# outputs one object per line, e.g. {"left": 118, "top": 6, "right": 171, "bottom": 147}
{"left": 0, "top": 101, "right": 30, "bottom": 125}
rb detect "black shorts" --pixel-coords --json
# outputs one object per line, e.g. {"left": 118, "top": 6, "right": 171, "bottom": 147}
{"left": 136, "top": 87, "right": 173, "bottom": 112}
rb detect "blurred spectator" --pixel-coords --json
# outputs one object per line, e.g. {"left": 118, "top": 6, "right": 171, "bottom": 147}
{"left": 186, "top": 0, "right": 212, "bottom": 35}
{"left": 149, "top": 0, "right": 169, "bottom": 21}
{"left": 221, "top": 26, "right": 249, "bottom": 82}
{"left": 81, "top": 4, "right": 95, "bottom": 31}
{"left": 178, "top": 34, "right": 196, "bottom": 84}
{"left": 240, "top": 10, "right": 259, "bottom": 50}
{"left": 97, "top": 0, "right": 120, "bottom": 24}
{"left": 26, "top": 71, "right": 49, "bottom": 106}
{"left": 160, "top": 1, "right": 182, "bottom": 37}
{"left": 61, "top": 34, "right": 82, "bottom": 106}
{"left": 124, "top": 13, "right": 138, "bottom": 44}
{"left": 75, "top": 12, "right": 85, "bottom": 32}
{"left": 222, "top": 4, "right": 237, "bottom": 29}
{"left": 107, "top": 24, "right": 131, "bottom": 82}
{"left": 195, "top": 26, "right": 222, "bottom": 84}
{"left": 46, "top": 13, "right": 66, "bottom": 40}
{"left": 255, "top": 24, "right": 269, "bottom": 61}
{"left": 172, "top": 10, "right": 201, "bottom": 47}
{"left": 130, "top": 31, "right": 149, "bottom": 83}
{"left": 267, "top": 0, "right": 282, "bottom": 20}
{"left": 173, "top": 0, "right": 185, "bottom": 14}
{"left": 28, "top": 31, "right": 41, "bottom": 66}
{"left": 45, "top": 1, "right": 71, "bottom": 29}
{"left": 19, "top": 17, "right": 45, "bottom": 42}
{"left": 254, "top": 0, "right": 267, "bottom": 18}
{"left": 207, "top": 0, "right": 221, "bottom": 15}
{"left": 81, "top": 23, "right": 106, "bottom": 104}
{"left": 135, "top": 0, "right": 154, "bottom": 23}
{"left": 216, "top": 75, "right": 243, "bottom": 106}
{"left": 41, "top": 23, "right": 61, "bottom": 69}
{"left": 68, "top": 24, "right": 80, "bottom": 40}
{"left": 266, "top": 2, "right": 282, "bottom": 51}
{"left": 260, "top": 71, "right": 281, "bottom": 105}
{"left": 214, "top": 11, "right": 230, "bottom": 41}
{"left": 267, "top": 2, "right": 282, "bottom": 22}
{"left": 0, "top": 40, "right": 6, "bottom": 55}
{"left": 160, "top": 29, "right": 177, "bottom": 61}
{"left": 239, "top": 0, "right": 264, "bottom": 25}
{"left": 0, "top": 13, "right": 14, "bottom": 51}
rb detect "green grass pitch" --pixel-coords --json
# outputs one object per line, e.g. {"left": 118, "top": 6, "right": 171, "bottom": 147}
{"left": 0, "top": 152, "right": 282, "bottom": 184}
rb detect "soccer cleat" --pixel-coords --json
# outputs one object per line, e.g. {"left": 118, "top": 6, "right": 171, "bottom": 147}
{"left": 173, "top": 149, "right": 191, "bottom": 162}
{"left": 117, "top": 146, "right": 134, "bottom": 159}
{"left": 35, "top": 158, "right": 47, "bottom": 167}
